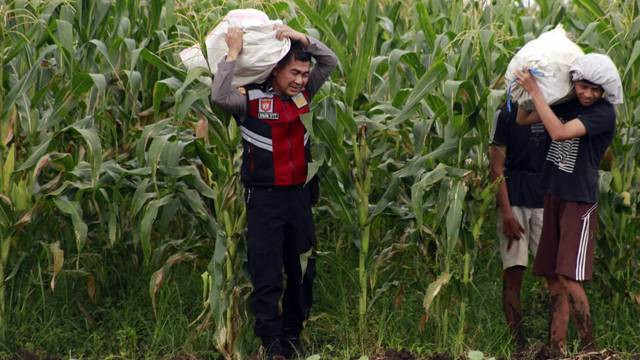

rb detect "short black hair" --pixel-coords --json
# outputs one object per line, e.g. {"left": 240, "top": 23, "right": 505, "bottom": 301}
{"left": 577, "top": 79, "right": 597, "bottom": 86}
{"left": 275, "top": 40, "right": 312, "bottom": 69}
{"left": 575, "top": 79, "right": 604, "bottom": 91}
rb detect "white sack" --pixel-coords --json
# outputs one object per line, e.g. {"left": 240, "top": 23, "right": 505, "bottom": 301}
{"left": 505, "top": 25, "right": 584, "bottom": 108}
{"left": 570, "top": 53, "right": 623, "bottom": 104}
{"left": 179, "top": 9, "right": 291, "bottom": 87}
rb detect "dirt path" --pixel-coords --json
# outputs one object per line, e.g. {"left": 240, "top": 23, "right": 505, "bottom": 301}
{"left": 10, "top": 347, "right": 640, "bottom": 359}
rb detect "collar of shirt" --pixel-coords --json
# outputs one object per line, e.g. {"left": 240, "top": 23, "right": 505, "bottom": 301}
{"left": 260, "top": 82, "right": 292, "bottom": 100}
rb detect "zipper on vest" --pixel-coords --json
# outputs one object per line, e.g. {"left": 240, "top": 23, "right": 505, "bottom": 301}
{"left": 288, "top": 120, "right": 294, "bottom": 182}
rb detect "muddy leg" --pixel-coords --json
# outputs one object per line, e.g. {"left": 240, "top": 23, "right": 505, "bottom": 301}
{"left": 559, "top": 275, "right": 595, "bottom": 351}
{"left": 546, "top": 276, "right": 569, "bottom": 354}
{"left": 503, "top": 266, "right": 526, "bottom": 350}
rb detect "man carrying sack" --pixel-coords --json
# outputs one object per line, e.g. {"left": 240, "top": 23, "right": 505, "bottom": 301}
{"left": 489, "top": 101, "right": 550, "bottom": 351}
{"left": 515, "top": 53, "right": 623, "bottom": 355}
{"left": 211, "top": 24, "right": 337, "bottom": 359}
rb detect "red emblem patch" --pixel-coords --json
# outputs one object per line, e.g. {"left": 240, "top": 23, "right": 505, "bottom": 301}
{"left": 259, "top": 98, "right": 273, "bottom": 113}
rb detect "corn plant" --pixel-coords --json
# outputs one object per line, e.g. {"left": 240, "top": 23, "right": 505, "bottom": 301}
{"left": 1, "top": 0, "right": 639, "bottom": 358}
{"left": 0, "top": 144, "right": 35, "bottom": 338}
{"left": 0, "top": 0, "right": 232, "bottom": 342}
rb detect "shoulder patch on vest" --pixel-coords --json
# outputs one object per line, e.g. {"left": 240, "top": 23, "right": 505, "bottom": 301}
{"left": 248, "top": 89, "right": 273, "bottom": 100}
{"left": 292, "top": 93, "right": 308, "bottom": 108}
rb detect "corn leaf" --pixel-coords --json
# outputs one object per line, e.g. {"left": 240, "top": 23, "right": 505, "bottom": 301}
{"left": 53, "top": 199, "right": 88, "bottom": 256}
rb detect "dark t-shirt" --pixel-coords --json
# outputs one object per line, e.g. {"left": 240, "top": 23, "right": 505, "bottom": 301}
{"left": 491, "top": 102, "right": 551, "bottom": 208}
{"left": 542, "top": 98, "right": 616, "bottom": 203}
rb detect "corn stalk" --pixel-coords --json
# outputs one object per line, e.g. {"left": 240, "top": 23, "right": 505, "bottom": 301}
{"left": 2, "top": 0, "right": 639, "bottom": 357}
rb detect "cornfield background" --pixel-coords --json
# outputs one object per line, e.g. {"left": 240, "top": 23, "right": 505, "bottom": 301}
{"left": 0, "top": 0, "right": 638, "bottom": 358}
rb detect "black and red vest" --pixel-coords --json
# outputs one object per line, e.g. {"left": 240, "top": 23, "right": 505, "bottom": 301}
{"left": 239, "top": 84, "right": 312, "bottom": 187}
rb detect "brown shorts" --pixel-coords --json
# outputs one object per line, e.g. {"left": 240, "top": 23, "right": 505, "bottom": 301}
{"left": 533, "top": 194, "right": 598, "bottom": 281}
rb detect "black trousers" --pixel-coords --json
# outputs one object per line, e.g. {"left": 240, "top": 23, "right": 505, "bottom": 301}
{"left": 245, "top": 185, "right": 316, "bottom": 338}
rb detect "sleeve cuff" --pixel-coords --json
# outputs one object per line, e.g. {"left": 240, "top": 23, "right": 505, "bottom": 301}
{"left": 220, "top": 58, "right": 237, "bottom": 66}
{"left": 576, "top": 116, "right": 591, "bottom": 137}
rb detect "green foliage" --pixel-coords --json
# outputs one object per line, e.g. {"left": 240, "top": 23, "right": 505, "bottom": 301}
{"left": 0, "top": 0, "right": 638, "bottom": 358}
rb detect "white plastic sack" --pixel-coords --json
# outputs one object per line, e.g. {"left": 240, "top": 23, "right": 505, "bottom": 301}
{"left": 570, "top": 53, "right": 623, "bottom": 104}
{"left": 179, "top": 9, "right": 291, "bottom": 87}
{"left": 505, "top": 25, "right": 584, "bottom": 108}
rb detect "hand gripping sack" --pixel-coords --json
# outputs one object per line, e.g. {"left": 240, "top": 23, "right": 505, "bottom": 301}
{"left": 504, "top": 25, "right": 583, "bottom": 109}
{"left": 179, "top": 9, "right": 291, "bottom": 87}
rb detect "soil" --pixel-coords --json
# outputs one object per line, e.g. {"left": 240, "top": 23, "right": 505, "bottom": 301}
{"left": 512, "top": 344, "right": 640, "bottom": 360}
{"left": 364, "top": 346, "right": 639, "bottom": 360}
{"left": 354, "top": 348, "right": 453, "bottom": 360}
{"left": 10, "top": 349, "right": 59, "bottom": 360}
{"left": 9, "top": 346, "right": 640, "bottom": 360}
{"left": 369, "top": 348, "right": 420, "bottom": 360}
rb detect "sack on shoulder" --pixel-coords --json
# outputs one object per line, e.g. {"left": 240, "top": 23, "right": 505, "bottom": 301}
{"left": 179, "top": 9, "right": 291, "bottom": 87}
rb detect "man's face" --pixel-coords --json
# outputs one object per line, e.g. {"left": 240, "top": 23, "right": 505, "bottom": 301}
{"left": 272, "top": 59, "right": 310, "bottom": 97}
{"left": 575, "top": 81, "right": 604, "bottom": 107}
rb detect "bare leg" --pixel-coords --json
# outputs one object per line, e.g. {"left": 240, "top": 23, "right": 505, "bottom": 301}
{"left": 503, "top": 266, "right": 526, "bottom": 350}
{"left": 558, "top": 275, "right": 595, "bottom": 351}
{"left": 546, "top": 276, "right": 569, "bottom": 354}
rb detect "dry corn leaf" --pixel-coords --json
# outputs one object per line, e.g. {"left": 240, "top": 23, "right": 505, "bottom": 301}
{"left": 422, "top": 272, "right": 451, "bottom": 325}
{"left": 15, "top": 211, "right": 33, "bottom": 228}
{"left": 87, "top": 273, "right": 97, "bottom": 304}
{"left": 33, "top": 154, "right": 51, "bottom": 180}
{"left": 50, "top": 241, "right": 64, "bottom": 291}
{"left": 195, "top": 116, "right": 208, "bottom": 142}
{"left": 2, "top": 105, "right": 16, "bottom": 146}
{"left": 149, "top": 267, "right": 165, "bottom": 318}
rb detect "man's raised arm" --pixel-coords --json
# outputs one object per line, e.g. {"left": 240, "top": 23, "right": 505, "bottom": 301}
{"left": 304, "top": 36, "right": 338, "bottom": 99}
{"left": 273, "top": 25, "right": 338, "bottom": 99}
{"left": 210, "top": 27, "right": 247, "bottom": 119}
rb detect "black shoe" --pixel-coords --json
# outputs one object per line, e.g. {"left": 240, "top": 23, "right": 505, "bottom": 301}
{"left": 281, "top": 336, "right": 304, "bottom": 359}
{"left": 262, "top": 337, "right": 287, "bottom": 360}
